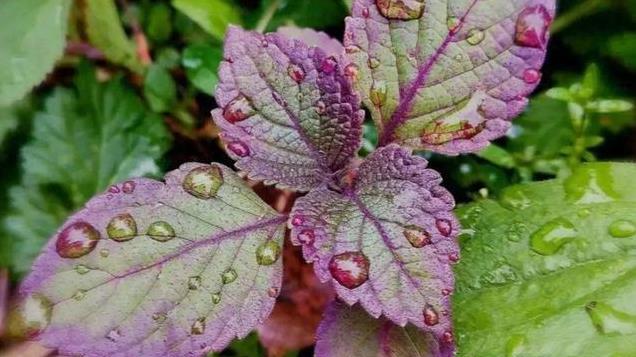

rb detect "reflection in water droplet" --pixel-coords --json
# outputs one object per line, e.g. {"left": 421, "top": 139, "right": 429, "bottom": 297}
{"left": 585, "top": 301, "right": 636, "bottom": 335}
{"left": 256, "top": 241, "right": 281, "bottom": 266}
{"left": 122, "top": 181, "right": 136, "bottom": 194}
{"left": 75, "top": 265, "right": 90, "bottom": 275}
{"left": 321, "top": 56, "right": 338, "bottom": 74}
{"left": 522, "top": 69, "right": 541, "bottom": 84}
{"left": 403, "top": 226, "right": 431, "bottom": 248}
{"left": 227, "top": 141, "right": 250, "bottom": 158}
{"left": 183, "top": 165, "right": 224, "bottom": 199}
{"left": 147, "top": 221, "right": 176, "bottom": 242}
{"left": 222, "top": 269, "right": 238, "bottom": 284}
{"left": 375, "top": 0, "right": 425, "bottom": 20}
{"left": 514, "top": 6, "right": 552, "bottom": 49}
{"left": 56, "top": 221, "right": 101, "bottom": 259}
{"left": 423, "top": 304, "right": 439, "bottom": 326}
{"left": 191, "top": 318, "right": 206, "bottom": 335}
{"left": 288, "top": 64, "right": 305, "bottom": 83}
{"left": 188, "top": 276, "right": 202, "bottom": 290}
{"left": 329, "top": 251, "right": 370, "bottom": 289}
{"left": 297, "top": 229, "right": 315, "bottom": 245}
{"left": 223, "top": 95, "right": 255, "bottom": 123}
{"left": 530, "top": 217, "right": 578, "bottom": 255}
{"left": 73, "top": 290, "right": 87, "bottom": 301}
{"left": 447, "top": 17, "right": 461, "bottom": 34}
{"left": 268, "top": 287, "right": 278, "bottom": 298}
{"left": 107, "top": 214, "right": 138, "bottom": 242}
{"left": 211, "top": 293, "right": 221, "bottom": 304}
{"left": 106, "top": 329, "right": 121, "bottom": 342}
{"left": 505, "top": 335, "right": 527, "bottom": 357}
{"left": 608, "top": 220, "right": 636, "bottom": 238}
{"left": 370, "top": 80, "right": 388, "bottom": 107}
{"left": 436, "top": 219, "right": 453, "bottom": 237}
{"left": 466, "top": 28, "right": 485, "bottom": 45}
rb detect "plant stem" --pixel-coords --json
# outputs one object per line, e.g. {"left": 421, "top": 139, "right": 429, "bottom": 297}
{"left": 255, "top": 0, "right": 281, "bottom": 33}
{"left": 551, "top": 0, "right": 608, "bottom": 34}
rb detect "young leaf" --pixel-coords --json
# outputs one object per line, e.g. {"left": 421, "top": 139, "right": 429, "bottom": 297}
{"left": 172, "top": 0, "right": 242, "bottom": 40}
{"left": 315, "top": 302, "right": 442, "bottom": 356}
{"left": 14, "top": 163, "right": 286, "bottom": 356}
{"left": 289, "top": 145, "right": 459, "bottom": 349}
{"left": 0, "top": 0, "right": 71, "bottom": 106}
{"left": 212, "top": 27, "right": 364, "bottom": 191}
{"left": 344, "top": 0, "right": 555, "bottom": 153}
{"left": 454, "top": 163, "right": 636, "bottom": 356}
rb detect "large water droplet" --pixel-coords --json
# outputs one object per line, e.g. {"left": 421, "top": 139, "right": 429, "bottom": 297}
{"left": 227, "top": 141, "right": 250, "bottom": 157}
{"left": 466, "top": 28, "right": 485, "bottom": 45}
{"left": 56, "top": 221, "right": 101, "bottom": 259}
{"left": 297, "top": 229, "right": 315, "bottom": 245}
{"left": 188, "top": 276, "right": 202, "bottom": 290}
{"left": 256, "top": 241, "right": 281, "bottom": 266}
{"left": 122, "top": 181, "right": 136, "bottom": 194}
{"left": 328, "top": 251, "right": 370, "bottom": 289}
{"left": 183, "top": 165, "right": 224, "bottom": 199}
{"left": 403, "top": 226, "right": 431, "bottom": 248}
{"left": 147, "top": 221, "right": 176, "bottom": 242}
{"left": 211, "top": 293, "right": 221, "bottom": 304}
{"left": 221, "top": 269, "right": 237, "bottom": 284}
{"left": 585, "top": 301, "right": 636, "bottom": 335}
{"left": 320, "top": 56, "right": 338, "bottom": 74}
{"left": 6, "top": 294, "right": 52, "bottom": 338}
{"left": 375, "top": 0, "right": 425, "bottom": 20}
{"left": 530, "top": 217, "right": 578, "bottom": 255}
{"left": 107, "top": 213, "right": 138, "bottom": 242}
{"left": 423, "top": 304, "right": 439, "bottom": 326}
{"left": 436, "top": 219, "right": 453, "bottom": 237}
{"left": 608, "top": 220, "right": 636, "bottom": 238}
{"left": 223, "top": 96, "right": 255, "bottom": 123}
{"left": 288, "top": 64, "right": 305, "bottom": 83}
{"left": 370, "top": 80, "right": 388, "bottom": 107}
{"left": 75, "top": 265, "right": 90, "bottom": 275}
{"left": 514, "top": 6, "right": 552, "bottom": 49}
{"left": 191, "top": 318, "right": 206, "bottom": 335}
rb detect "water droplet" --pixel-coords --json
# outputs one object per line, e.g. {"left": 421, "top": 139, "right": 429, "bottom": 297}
{"left": 256, "top": 241, "right": 281, "bottom": 266}
{"left": 211, "top": 293, "right": 221, "bottom": 304}
{"left": 362, "top": 7, "right": 370, "bottom": 18}
{"left": 221, "top": 269, "right": 237, "bottom": 284}
{"left": 608, "top": 220, "right": 636, "bottom": 238}
{"left": 108, "top": 185, "right": 120, "bottom": 194}
{"left": 577, "top": 209, "right": 591, "bottom": 218}
{"left": 288, "top": 64, "right": 305, "bottom": 83}
{"left": 73, "top": 290, "right": 87, "bottom": 301}
{"left": 442, "top": 331, "right": 454, "bottom": 344}
{"left": 436, "top": 219, "right": 453, "bottom": 237}
{"left": 152, "top": 312, "right": 167, "bottom": 323}
{"left": 315, "top": 101, "right": 327, "bottom": 115}
{"left": 191, "top": 318, "right": 206, "bottom": 335}
{"left": 564, "top": 165, "right": 618, "bottom": 204}
{"left": 291, "top": 215, "right": 304, "bottom": 226}
{"left": 223, "top": 95, "right": 255, "bottom": 123}
{"left": 447, "top": 17, "right": 462, "bottom": 34}
{"left": 267, "top": 287, "right": 278, "bottom": 298}
{"left": 585, "top": 301, "right": 636, "bottom": 335}
{"left": 442, "top": 288, "right": 452, "bottom": 296}
{"left": 147, "top": 221, "right": 176, "bottom": 242}
{"left": 297, "top": 229, "right": 315, "bottom": 245}
{"left": 321, "top": 56, "right": 338, "bottom": 74}
{"left": 227, "top": 141, "right": 250, "bottom": 157}
{"left": 188, "top": 276, "right": 202, "bottom": 290}
{"left": 7, "top": 294, "right": 52, "bottom": 338}
{"left": 448, "top": 253, "right": 460, "bottom": 263}
{"left": 122, "top": 181, "right": 136, "bottom": 194}
{"left": 75, "top": 265, "right": 90, "bottom": 275}
{"left": 514, "top": 6, "right": 552, "bottom": 49}
{"left": 107, "top": 213, "right": 138, "bottom": 242}
{"left": 403, "top": 226, "right": 431, "bottom": 248}
{"left": 261, "top": 39, "right": 269, "bottom": 47}
{"left": 370, "top": 80, "right": 388, "bottom": 107}
{"left": 505, "top": 335, "right": 527, "bottom": 357}
{"left": 183, "top": 165, "right": 224, "bottom": 199}
{"left": 466, "top": 28, "right": 485, "bottom": 45}
{"left": 328, "top": 251, "right": 370, "bottom": 289}
{"left": 507, "top": 222, "right": 526, "bottom": 242}
{"left": 344, "top": 64, "right": 359, "bottom": 80}
{"left": 530, "top": 217, "right": 578, "bottom": 255}
{"left": 423, "top": 304, "right": 439, "bottom": 326}
{"left": 106, "top": 329, "right": 121, "bottom": 342}
{"left": 375, "top": 0, "right": 425, "bottom": 20}
{"left": 345, "top": 45, "right": 361, "bottom": 54}
{"left": 56, "top": 221, "right": 101, "bottom": 259}
{"left": 368, "top": 57, "right": 380, "bottom": 69}
{"left": 522, "top": 69, "right": 541, "bottom": 84}
{"left": 100, "top": 249, "right": 110, "bottom": 258}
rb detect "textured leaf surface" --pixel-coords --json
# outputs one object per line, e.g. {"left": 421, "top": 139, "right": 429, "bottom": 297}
{"left": 0, "top": 0, "right": 70, "bottom": 106}
{"left": 316, "top": 302, "right": 440, "bottom": 356}
{"left": 344, "top": 0, "right": 555, "bottom": 153}
{"left": 277, "top": 27, "right": 344, "bottom": 57}
{"left": 18, "top": 163, "right": 286, "bottom": 357}
{"left": 212, "top": 27, "right": 364, "bottom": 191}
{"left": 2, "top": 66, "right": 169, "bottom": 276}
{"left": 289, "top": 145, "right": 459, "bottom": 351}
{"left": 454, "top": 163, "right": 636, "bottom": 356}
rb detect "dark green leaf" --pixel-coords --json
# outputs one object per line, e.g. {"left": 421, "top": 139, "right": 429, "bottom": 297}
{"left": 144, "top": 64, "right": 177, "bottom": 112}
{"left": 182, "top": 44, "right": 222, "bottom": 95}
{"left": 146, "top": 3, "right": 173, "bottom": 43}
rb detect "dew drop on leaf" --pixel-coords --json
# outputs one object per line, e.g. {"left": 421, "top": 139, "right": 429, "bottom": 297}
{"left": 344, "top": 64, "right": 359, "bottom": 81}
{"left": 522, "top": 69, "right": 541, "bottom": 84}
{"left": 514, "top": 6, "right": 552, "bottom": 49}
{"left": 403, "top": 226, "right": 432, "bottom": 248}
{"left": 211, "top": 293, "right": 221, "bottom": 304}
{"left": 227, "top": 141, "right": 250, "bottom": 157}
{"left": 370, "top": 80, "right": 388, "bottom": 107}
{"left": 106, "top": 213, "right": 138, "bottom": 242}
{"left": 585, "top": 301, "right": 636, "bottom": 335}
{"left": 106, "top": 329, "right": 121, "bottom": 342}
{"left": 423, "top": 304, "right": 439, "bottom": 326}
{"left": 288, "top": 64, "right": 305, "bottom": 83}
{"left": 182, "top": 165, "right": 224, "bottom": 199}
{"left": 375, "top": 0, "right": 425, "bottom": 20}
{"left": 73, "top": 290, "right": 87, "bottom": 301}
{"left": 291, "top": 215, "right": 304, "bottom": 227}
{"left": 267, "top": 287, "right": 278, "bottom": 298}
{"left": 362, "top": 7, "right": 370, "bottom": 18}
{"left": 328, "top": 251, "right": 370, "bottom": 289}
{"left": 99, "top": 248, "right": 110, "bottom": 258}
{"left": 442, "top": 331, "right": 454, "bottom": 344}
{"left": 75, "top": 264, "right": 90, "bottom": 275}
{"left": 108, "top": 185, "right": 120, "bottom": 194}
{"left": 345, "top": 45, "right": 361, "bottom": 54}
{"left": 436, "top": 218, "right": 453, "bottom": 237}
{"left": 188, "top": 276, "right": 202, "bottom": 290}
{"left": 297, "top": 229, "right": 315, "bottom": 245}
{"left": 368, "top": 57, "right": 380, "bottom": 69}
{"left": 7, "top": 294, "right": 52, "bottom": 338}
{"left": 255, "top": 241, "right": 281, "bottom": 266}
{"left": 320, "top": 56, "right": 337, "bottom": 74}
{"left": 147, "top": 221, "right": 176, "bottom": 241}
{"left": 447, "top": 16, "right": 461, "bottom": 34}
{"left": 55, "top": 221, "right": 101, "bottom": 259}
{"left": 223, "top": 95, "right": 255, "bottom": 123}
{"left": 530, "top": 217, "right": 578, "bottom": 255}
{"left": 608, "top": 220, "right": 636, "bottom": 238}
{"left": 152, "top": 312, "right": 167, "bottom": 323}
{"left": 191, "top": 318, "right": 206, "bottom": 335}
{"left": 122, "top": 181, "right": 136, "bottom": 194}
{"left": 466, "top": 28, "right": 485, "bottom": 45}
{"left": 221, "top": 268, "right": 238, "bottom": 284}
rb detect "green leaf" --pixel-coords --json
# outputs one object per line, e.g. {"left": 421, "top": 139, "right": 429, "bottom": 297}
{"left": 0, "top": 0, "right": 71, "bottom": 106}
{"left": 607, "top": 33, "right": 636, "bottom": 72}
{"left": 182, "top": 44, "right": 222, "bottom": 95}
{"left": 172, "top": 0, "right": 242, "bottom": 40}
{"left": 84, "top": 0, "right": 143, "bottom": 73}
{"left": 2, "top": 65, "right": 169, "bottom": 275}
{"left": 144, "top": 64, "right": 178, "bottom": 113}
{"left": 146, "top": 3, "right": 173, "bottom": 43}
{"left": 256, "top": 0, "right": 347, "bottom": 30}
{"left": 477, "top": 145, "right": 516, "bottom": 169}
{"left": 587, "top": 99, "right": 634, "bottom": 114}
{"left": 454, "top": 163, "right": 636, "bottom": 356}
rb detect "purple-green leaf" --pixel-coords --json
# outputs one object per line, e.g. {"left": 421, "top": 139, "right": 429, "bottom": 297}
{"left": 344, "top": 0, "right": 555, "bottom": 153}
{"left": 289, "top": 145, "right": 458, "bottom": 350}
{"left": 316, "top": 302, "right": 442, "bottom": 357}
{"left": 15, "top": 163, "right": 286, "bottom": 357}
{"left": 212, "top": 27, "right": 364, "bottom": 192}
{"left": 277, "top": 26, "right": 344, "bottom": 57}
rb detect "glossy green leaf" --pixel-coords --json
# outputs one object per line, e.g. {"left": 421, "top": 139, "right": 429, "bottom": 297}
{"left": 454, "top": 163, "right": 636, "bottom": 356}
{"left": 172, "top": 0, "right": 242, "bottom": 40}
{"left": 0, "top": 0, "right": 71, "bottom": 106}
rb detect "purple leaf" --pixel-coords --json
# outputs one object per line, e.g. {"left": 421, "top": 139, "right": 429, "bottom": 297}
{"left": 344, "top": 0, "right": 556, "bottom": 154}
{"left": 212, "top": 26, "right": 364, "bottom": 191}
{"left": 289, "top": 145, "right": 459, "bottom": 351}
{"left": 316, "top": 302, "right": 443, "bottom": 357}
{"left": 15, "top": 163, "right": 287, "bottom": 357}
{"left": 277, "top": 26, "right": 344, "bottom": 57}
